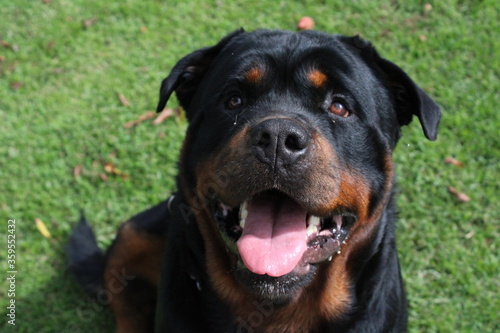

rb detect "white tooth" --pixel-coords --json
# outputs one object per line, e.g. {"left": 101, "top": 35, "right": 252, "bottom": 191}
{"left": 342, "top": 240, "right": 346, "bottom": 244}
{"left": 328, "top": 256, "right": 333, "bottom": 261}
{"left": 307, "top": 215, "right": 321, "bottom": 227}
{"left": 240, "top": 201, "right": 248, "bottom": 219}
{"left": 306, "top": 223, "right": 318, "bottom": 236}
{"left": 337, "top": 250, "right": 341, "bottom": 254}
{"left": 239, "top": 201, "right": 248, "bottom": 228}
{"left": 334, "top": 215, "right": 342, "bottom": 231}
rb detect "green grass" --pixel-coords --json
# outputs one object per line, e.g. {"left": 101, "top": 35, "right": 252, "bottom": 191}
{"left": 0, "top": 0, "right": 498, "bottom": 331}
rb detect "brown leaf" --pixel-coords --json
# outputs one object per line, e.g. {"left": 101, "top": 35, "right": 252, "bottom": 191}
{"left": 42, "top": 0, "right": 51, "bottom": 3}
{"left": 10, "top": 81, "right": 22, "bottom": 90}
{"left": 447, "top": 186, "right": 470, "bottom": 203}
{"left": 153, "top": 108, "right": 174, "bottom": 125}
{"left": 82, "top": 18, "right": 96, "bottom": 29}
{"left": 99, "top": 173, "right": 108, "bottom": 181}
{"left": 118, "top": 93, "right": 130, "bottom": 107}
{"left": 444, "top": 157, "right": 464, "bottom": 168}
{"left": 419, "top": 35, "right": 427, "bottom": 42}
{"left": 73, "top": 165, "right": 83, "bottom": 178}
{"left": 47, "top": 40, "right": 55, "bottom": 51}
{"left": 297, "top": 17, "right": 315, "bottom": 31}
{"left": 103, "top": 162, "right": 129, "bottom": 180}
{"left": 123, "top": 120, "right": 137, "bottom": 129}
{"left": 123, "top": 111, "right": 156, "bottom": 128}
{"left": 140, "top": 26, "right": 148, "bottom": 33}
{"left": 424, "top": 3, "right": 433, "bottom": 14}
{"left": 136, "top": 111, "right": 156, "bottom": 122}
{"left": 103, "top": 162, "right": 115, "bottom": 173}
{"left": 0, "top": 56, "right": 5, "bottom": 62}
{"left": 0, "top": 41, "right": 18, "bottom": 52}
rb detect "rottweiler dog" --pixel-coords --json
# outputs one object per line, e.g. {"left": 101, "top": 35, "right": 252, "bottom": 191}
{"left": 68, "top": 29, "right": 441, "bottom": 332}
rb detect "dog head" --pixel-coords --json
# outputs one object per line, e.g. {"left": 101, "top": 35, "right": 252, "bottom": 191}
{"left": 157, "top": 29, "right": 440, "bottom": 307}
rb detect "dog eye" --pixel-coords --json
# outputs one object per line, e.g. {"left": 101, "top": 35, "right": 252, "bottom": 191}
{"left": 329, "top": 102, "right": 350, "bottom": 117}
{"left": 226, "top": 95, "right": 243, "bottom": 110}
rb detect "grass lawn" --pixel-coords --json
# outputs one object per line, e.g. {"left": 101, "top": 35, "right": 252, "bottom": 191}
{"left": 1, "top": 0, "right": 498, "bottom": 331}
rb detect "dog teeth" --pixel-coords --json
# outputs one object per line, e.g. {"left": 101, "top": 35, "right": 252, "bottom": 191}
{"left": 306, "top": 215, "right": 321, "bottom": 237}
{"left": 333, "top": 215, "right": 342, "bottom": 231}
{"left": 239, "top": 201, "right": 248, "bottom": 228}
{"left": 306, "top": 223, "right": 318, "bottom": 237}
{"left": 307, "top": 215, "right": 321, "bottom": 227}
{"left": 240, "top": 201, "right": 248, "bottom": 218}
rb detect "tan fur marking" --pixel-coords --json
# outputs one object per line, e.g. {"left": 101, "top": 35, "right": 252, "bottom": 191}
{"left": 104, "top": 223, "right": 165, "bottom": 333}
{"left": 245, "top": 67, "right": 264, "bottom": 84}
{"left": 308, "top": 69, "right": 328, "bottom": 88}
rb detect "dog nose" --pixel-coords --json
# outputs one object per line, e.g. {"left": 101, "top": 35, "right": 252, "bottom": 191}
{"left": 250, "top": 118, "right": 310, "bottom": 168}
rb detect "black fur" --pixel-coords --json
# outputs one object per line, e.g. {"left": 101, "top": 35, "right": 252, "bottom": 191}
{"left": 66, "top": 213, "right": 105, "bottom": 295}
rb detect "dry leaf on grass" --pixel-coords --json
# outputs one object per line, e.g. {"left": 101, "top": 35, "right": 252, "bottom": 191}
{"left": 118, "top": 93, "right": 130, "bottom": 107}
{"left": 46, "top": 40, "right": 55, "bottom": 51}
{"left": 35, "top": 218, "right": 52, "bottom": 238}
{"left": 104, "top": 162, "right": 129, "bottom": 180}
{"left": 1, "top": 41, "right": 18, "bottom": 52}
{"left": 82, "top": 18, "right": 96, "bottom": 29}
{"left": 297, "top": 17, "right": 315, "bottom": 30}
{"left": 73, "top": 165, "right": 83, "bottom": 178}
{"left": 424, "top": 3, "right": 433, "bottom": 14}
{"left": 444, "top": 157, "right": 464, "bottom": 168}
{"left": 153, "top": 108, "right": 174, "bottom": 125}
{"left": 10, "top": 81, "right": 22, "bottom": 90}
{"left": 123, "top": 111, "right": 156, "bottom": 128}
{"left": 447, "top": 186, "right": 470, "bottom": 203}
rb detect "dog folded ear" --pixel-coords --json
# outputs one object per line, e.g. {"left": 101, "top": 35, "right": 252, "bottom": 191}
{"left": 339, "top": 35, "right": 441, "bottom": 141}
{"left": 156, "top": 29, "right": 245, "bottom": 115}
{"left": 376, "top": 57, "right": 442, "bottom": 141}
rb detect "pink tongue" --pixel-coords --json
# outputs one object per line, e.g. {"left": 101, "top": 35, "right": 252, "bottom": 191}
{"left": 236, "top": 194, "right": 307, "bottom": 277}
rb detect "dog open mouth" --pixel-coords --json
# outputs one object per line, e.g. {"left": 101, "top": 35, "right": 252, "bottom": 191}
{"left": 214, "top": 189, "right": 355, "bottom": 278}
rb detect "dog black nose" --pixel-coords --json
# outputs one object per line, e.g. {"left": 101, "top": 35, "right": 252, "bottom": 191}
{"left": 250, "top": 118, "right": 310, "bottom": 168}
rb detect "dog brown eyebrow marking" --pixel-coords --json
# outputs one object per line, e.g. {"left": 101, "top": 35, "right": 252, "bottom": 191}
{"left": 245, "top": 67, "right": 264, "bottom": 84}
{"left": 308, "top": 69, "right": 328, "bottom": 88}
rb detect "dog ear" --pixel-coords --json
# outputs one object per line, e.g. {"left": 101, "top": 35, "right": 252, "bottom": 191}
{"left": 376, "top": 57, "right": 441, "bottom": 141}
{"left": 339, "top": 35, "right": 441, "bottom": 140}
{"left": 156, "top": 29, "right": 245, "bottom": 114}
